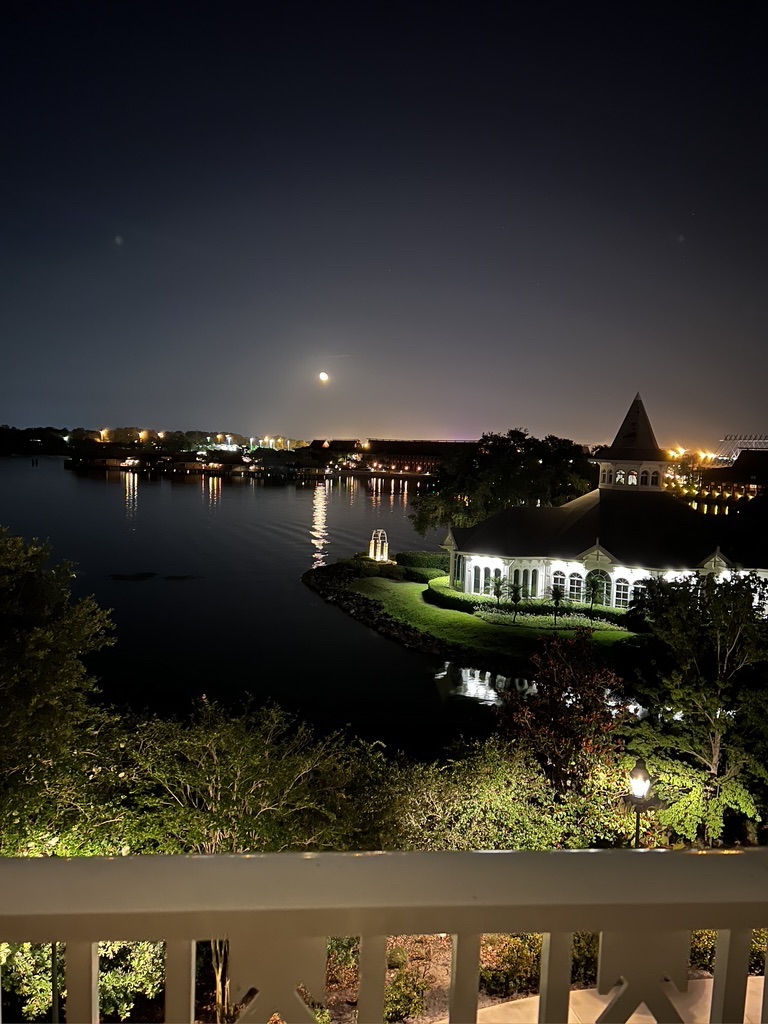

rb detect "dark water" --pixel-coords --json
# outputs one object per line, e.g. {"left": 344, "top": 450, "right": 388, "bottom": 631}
{"left": 0, "top": 457, "right": 499, "bottom": 754}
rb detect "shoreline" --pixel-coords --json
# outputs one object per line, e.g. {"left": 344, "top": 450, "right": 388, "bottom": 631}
{"left": 301, "top": 562, "right": 532, "bottom": 676}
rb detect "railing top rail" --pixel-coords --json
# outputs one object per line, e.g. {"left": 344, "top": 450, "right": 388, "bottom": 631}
{"left": 3, "top": 849, "right": 768, "bottom": 923}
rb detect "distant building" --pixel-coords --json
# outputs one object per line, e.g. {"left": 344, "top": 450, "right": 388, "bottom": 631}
{"left": 443, "top": 394, "right": 768, "bottom": 607}
{"left": 302, "top": 438, "right": 479, "bottom": 474}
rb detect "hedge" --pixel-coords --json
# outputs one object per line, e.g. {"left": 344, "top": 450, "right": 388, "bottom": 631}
{"left": 393, "top": 551, "right": 450, "bottom": 570}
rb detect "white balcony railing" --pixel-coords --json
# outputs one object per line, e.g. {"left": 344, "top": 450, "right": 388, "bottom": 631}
{"left": 2, "top": 848, "right": 768, "bottom": 1023}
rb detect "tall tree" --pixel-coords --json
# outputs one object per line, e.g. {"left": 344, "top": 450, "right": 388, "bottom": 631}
{"left": 0, "top": 527, "right": 114, "bottom": 785}
{"left": 497, "top": 629, "right": 629, "bottom": 793}
{"left": 409, "top": 430, "right": 593, "bottom": 534}
{"left": 625, "top": 572, "right": 768, "bottom": 844}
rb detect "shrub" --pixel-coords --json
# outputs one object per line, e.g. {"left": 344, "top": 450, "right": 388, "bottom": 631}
{"left": 478, "top": 932, "right": 601, "bottom": 996}
{"left": 393, "top": 551, "right": 449, "bottom": 570}
{"left": 426, "top": 577, "right": 480, "bottom": 611}
{"left": 570, "top": 933, "right": 599, "bottom": 986}
{"left": 326, "top": 936, "right": 359, "bottom": 989}
{"left": 689, "top": 929, "right": 768, "bottom": 974}
{"left": 476, "top": 609, "right": 628, "bottom": 632}
{"left": 383, "top": 967, "right": 427, "bottom": 1022}
{"left": 479, "top": 933, "right": 542, "bottom": 996}
{"left": 387, "top": 944, "right": 408, "bottom": 970}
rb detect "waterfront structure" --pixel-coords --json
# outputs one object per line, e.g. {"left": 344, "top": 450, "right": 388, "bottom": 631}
{"left": 443, "top": 395, "right": 768, "bottom": 607}
{"left": 303, "top": 438, "right": 479, "bottom": 474}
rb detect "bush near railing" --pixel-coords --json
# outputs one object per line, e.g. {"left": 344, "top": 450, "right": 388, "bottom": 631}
{"left": 689, "top": 929, "right": 768, "bottom": 974}
{"left": 478, "top": 932, "right": 601, "bottom": 997}
{"left": 477, "top": 928, "right": 768, "bottom": 1000}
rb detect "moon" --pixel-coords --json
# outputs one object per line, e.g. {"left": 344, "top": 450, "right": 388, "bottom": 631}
{"left": 318, "top": 371, "right": 329, "bottom": 382}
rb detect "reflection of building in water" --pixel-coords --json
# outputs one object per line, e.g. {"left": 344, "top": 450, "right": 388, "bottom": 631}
{"left": 311, "top": 482, "right": 329, "bottom": 567}
{"left": 123, "top": 471, "right": 138, "bottom": 525}
{"left": 435, "top": 663, "right": 536, "bottom": 705}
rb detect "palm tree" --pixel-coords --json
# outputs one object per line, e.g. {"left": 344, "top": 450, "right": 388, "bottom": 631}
{"left": 508, "top": 581, "right": 523, "bottom": 622}
{"left": 584, "top": 573, "right": 604, "bottom": 621}
{"left": 548, "top": 584, "right": 565, "bottom": 627}
{"left": 489, "top": 572, "right": 507, "bottom": 607}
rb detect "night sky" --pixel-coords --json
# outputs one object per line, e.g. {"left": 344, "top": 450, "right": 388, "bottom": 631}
{"left": 3, "top": 2, "right": 766, "bottom": 448}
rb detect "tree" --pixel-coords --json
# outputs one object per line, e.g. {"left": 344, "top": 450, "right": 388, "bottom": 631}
{"left": 625, "top": 572, "right": 768, "bottom": 845}
{"left": 497, "top": 629, "right": 629, "bottom": 793}
{"left": 583, "top": 573, "right": 605, "bottom": 621}
{"left": 548, "top": 584, "right": 565, "bottom": 627}
{"left": 0, "top": 527, "right": 114, "bottom": 786}
{"left": 0, "top": 701, "right": 385, "bottom": 1022}
{"left": 508, "top": 581, "right": 523, "bottom": 622}
{"left": 488, "top": 572, "right": 507, "bottom": 608}
{"left": 409, "top": 430, "right": 593, "bottom": 534}
{"left": 117, "top": 702, "right": 384, "bottom": 1020}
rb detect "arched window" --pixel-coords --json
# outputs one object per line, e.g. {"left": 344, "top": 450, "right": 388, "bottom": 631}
{"left": 513, "top": 568, "right": 520, "bottom": 586}
{"left": 552, "top": 570, "right": 566, "bottom": 595}
{"left": 483, "top": 567, "right": 491, "bottom": 594}
{"left": 608, "top": 469, "right": 614, "bottom": 484}
{"left": 586, "top": 569, "right": 611, "bottom": 607}
{"left": 628, "top": 471, "right": 638, "bottom": 486}
{"left": 651, "top": 471, "right": 659, "bottom": 487}
{"left": 640, "top": 471, "right": 649, "bottom": 486}
{"left": 600, "top": 469, "right": 606, "bottom": 483}
{"left": 493, "top": 567, "right": 501, "bottom": 579}
{"left": 632, "top": 581, "right": 646, "bottom": 604}
{"left": 530, "top": 568, "right": 539, "bottom": 597}
{"left": 472, "top": 566, "right": 480, "bottom": 594}
{"left": 616, "top": 470, "right": 626, "bottom": 485}
{"left": 522, "top": 568, "right": 530, "bottom": 595}
{"left": 569, "top": 572, "right": 583, "bottom": 601}
{"left": 614, "top": 578, "right": 630, "bottom": 608}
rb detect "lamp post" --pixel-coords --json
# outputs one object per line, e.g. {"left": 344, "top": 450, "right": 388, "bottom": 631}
{"left": 628, "top": 758, "right": 652, "bottom": 848}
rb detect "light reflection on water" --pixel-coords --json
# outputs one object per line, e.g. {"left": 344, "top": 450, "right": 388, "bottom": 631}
{"left": 435, "top": 663, "right": 537, "bottom": 706}
{"left": 123, "top": 472, "right": 138, "bottom": 526}
{"left": 311, "top": 482, "right": 329, "bottom": 566}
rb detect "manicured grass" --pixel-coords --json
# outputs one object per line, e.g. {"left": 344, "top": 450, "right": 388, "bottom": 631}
{"left": 349, "top": 577, "right": 628, "bottom": 659}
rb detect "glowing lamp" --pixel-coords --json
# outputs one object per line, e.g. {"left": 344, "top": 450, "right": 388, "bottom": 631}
{"left": 629, "top": 758, "right": 651, "bottom": 800}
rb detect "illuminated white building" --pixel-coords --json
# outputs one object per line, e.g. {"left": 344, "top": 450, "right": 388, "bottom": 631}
{"left": 444, "top": 394, "right": 768, "bottom": 607}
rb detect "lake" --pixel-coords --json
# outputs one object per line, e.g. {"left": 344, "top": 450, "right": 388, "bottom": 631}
{"left": 0, "top": 457, "right": 501, "bottom": 754}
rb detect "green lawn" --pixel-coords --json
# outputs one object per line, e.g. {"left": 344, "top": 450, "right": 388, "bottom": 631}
{"left": 349, "top": 577, "right": 629, "bottom": 659}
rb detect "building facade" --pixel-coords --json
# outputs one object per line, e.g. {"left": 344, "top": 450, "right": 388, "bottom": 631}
{"left": 443, "top": 395, "right": 768, "bottom": 608}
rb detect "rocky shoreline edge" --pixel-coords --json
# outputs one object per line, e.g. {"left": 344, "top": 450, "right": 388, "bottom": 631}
{"left": 301, "top": 562, "right": 530, "bottom": 676}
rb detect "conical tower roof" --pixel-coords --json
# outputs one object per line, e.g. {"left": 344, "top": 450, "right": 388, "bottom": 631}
{"left": 592, "top": 394, "right": 668, "bottom": 462}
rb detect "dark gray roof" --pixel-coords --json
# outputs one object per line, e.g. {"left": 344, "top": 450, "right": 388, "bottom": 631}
{"left": 592, "top": 394, "right": 670, "bottom": 464}
{"left": 449, "top": 488, "right": 738, "bottom": 570}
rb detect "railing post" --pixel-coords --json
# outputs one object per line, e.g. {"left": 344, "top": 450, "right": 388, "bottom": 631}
{"left": 65, "top": 941, "right": 99, "bottom": 1024}
{"left": 357, "top": 934, "right": 387, "bottom": 1024}
{"left": 449, "top": 932, "right": 480, "bottom": 1024}
{"left": 538, "top": 932, "right": 572, "bottom": 1023}
{"left": 164, "top": 940, "right": 196, "bottom": 1023}
{"left": 710, "top": 928, "right": 752, "bottom": 1024}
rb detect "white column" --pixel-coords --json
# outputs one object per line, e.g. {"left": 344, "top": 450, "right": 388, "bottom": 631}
{"left": 449, "top": 932, "right": 479, "bottom": 1023}
{"left": 357, "top": 934, "right": 386, "bottom": 1024}
{"left": 65, "top": 941, "right": 99, "bottom": 1024}
{"left": 164, "top": 940, "right": 196, "bottom": 1023}
{"left": 711, "top": 928, "right": 752, "bottom": 1024}
{"left": 538, "top": 932, "right": 572, "bottom": 1023}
